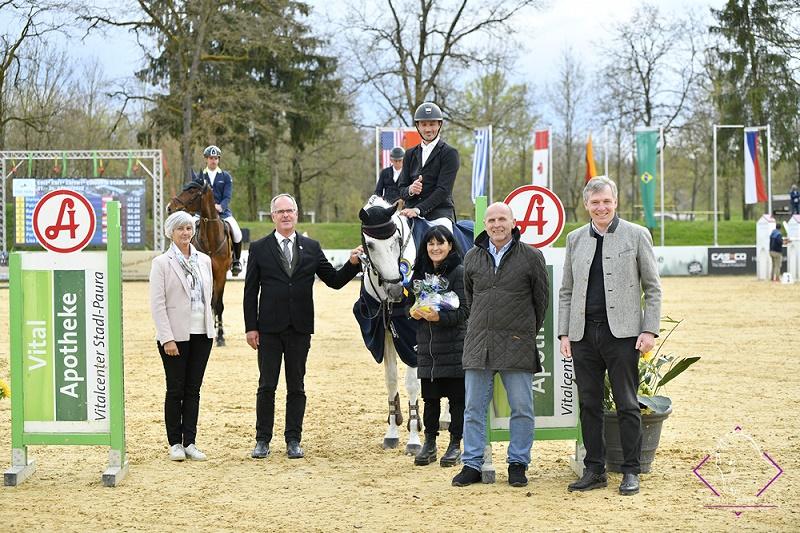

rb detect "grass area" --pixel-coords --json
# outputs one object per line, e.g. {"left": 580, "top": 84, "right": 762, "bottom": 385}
{"left": 237, "top": 218, "right": 759, "bottom": 249}
{"left": 550, "top": 219, "right": 757, "bottom": 247}
{"left": 241, "top": 221, "right": 362, "bottom": 249}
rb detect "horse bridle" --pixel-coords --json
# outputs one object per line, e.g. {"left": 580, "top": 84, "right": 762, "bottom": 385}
{"left": 360, "top": 216, "right": 413, "bottom": 287}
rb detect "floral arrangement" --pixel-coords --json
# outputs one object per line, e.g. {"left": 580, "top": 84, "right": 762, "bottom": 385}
{"left": 409, "top": 273, "right": 460, "bottom": 314}
{"left": 604, "top": 317, "right": 700, "bottom": 414}
{"left": 0, "top": 378, "right": 10, "bottom": 400}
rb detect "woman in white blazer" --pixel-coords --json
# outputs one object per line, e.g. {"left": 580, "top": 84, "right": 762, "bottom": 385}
{"left": 150, "top": 211, "right": 215, "bottom": 462}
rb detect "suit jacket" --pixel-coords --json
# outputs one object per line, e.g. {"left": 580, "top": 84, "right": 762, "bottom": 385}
{"left": 558, "top": 217, "right": 661, "bottom": 341}
{"left": 149, "top": 245, "right": 215, "bottom": 343}
{"left": 243, "top": 231, "right": 361, "bottom": 334}
{"left": 374, "top": 166, "right": 401, "bottom": 203}
{"left": 194, "top": 169, "right": 233, "bottom": 217}
{"left": 397, "top": 140, "right": 459, "bottom": 221}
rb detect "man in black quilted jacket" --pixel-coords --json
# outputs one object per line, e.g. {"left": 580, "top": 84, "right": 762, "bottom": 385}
{"left": 451, "top": 202, "right": 549, "bottom": 489}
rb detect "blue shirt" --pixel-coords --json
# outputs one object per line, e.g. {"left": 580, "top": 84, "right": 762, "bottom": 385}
{"left": 488, "top": 238, "right": 513, "bottom": 272}
{"left": 770, "top": 229, "right": 783, "bottom": 253}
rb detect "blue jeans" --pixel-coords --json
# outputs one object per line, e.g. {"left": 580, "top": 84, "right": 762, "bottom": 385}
{"left": 462, "top": 369, "right": 534, "bottom": 471}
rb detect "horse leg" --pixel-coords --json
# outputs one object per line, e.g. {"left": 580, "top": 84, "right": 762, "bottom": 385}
{"left": 214, "top": 278, "right": 226, "bottom": 347}
{"left": 440, "top": 397, "right": 451, "bottom": 431}
{"left": 404, "top": 365, "right": 422, "bottom": 456}
{"left": 382, "top": 331, "right": 401, "bottom": 450}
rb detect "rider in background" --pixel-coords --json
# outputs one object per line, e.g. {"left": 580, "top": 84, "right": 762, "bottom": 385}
{"left": 375, "top": 146, "right": 405, "bottom": 203}
{"left": 194, "top": 145, "right": 243, "bottom": 276}
{"left": 397, "top": 102, "right": 460, "bottom": 232}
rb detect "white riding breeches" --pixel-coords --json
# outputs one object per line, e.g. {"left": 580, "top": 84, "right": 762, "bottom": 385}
{"left": 224, "top": 216, "right": 242, "bottom": 243}
{"left": 420, "top": 216, "right": 453, "bottom": 232}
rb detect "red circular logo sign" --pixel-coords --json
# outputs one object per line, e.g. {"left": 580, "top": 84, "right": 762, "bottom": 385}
{"left": 504, "top": 185, "right": 565, "bottom": 248}
{"left": 32, "top": 189, "right": 96, "bottom": 253}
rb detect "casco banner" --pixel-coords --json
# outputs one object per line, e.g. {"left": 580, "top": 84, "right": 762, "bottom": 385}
{"left": 707, "top": 247, "right": 757, "bottom": 275}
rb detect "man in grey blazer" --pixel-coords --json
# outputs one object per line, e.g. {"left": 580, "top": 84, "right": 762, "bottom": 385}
{"left": 559, "top": 176, "right": 661, "bottom": 496}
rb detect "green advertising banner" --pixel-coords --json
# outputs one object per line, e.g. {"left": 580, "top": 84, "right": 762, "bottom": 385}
{"left": 636, "top": 129, "right": 659, "bottom": 230}
{"left": 19, "top": 252, "right": 109, "bottom": 433}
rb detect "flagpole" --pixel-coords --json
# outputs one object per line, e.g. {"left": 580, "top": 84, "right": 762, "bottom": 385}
{"left": 548, "top": 127, "right": 553, "bottom": 189}
{"left": 375, "top": 127, "right": 380, "bottom": 183}
{"left": 660, "top": 125, "right": 665, "bottom": 247}
{"left": 489, "top": 124, "right": 494, "bottom": 203}
{"left": 604, "top": 125, "right": 609, "bottom": 177}
{"left": 767, "top": 123, "right": 772, "bottom": 215}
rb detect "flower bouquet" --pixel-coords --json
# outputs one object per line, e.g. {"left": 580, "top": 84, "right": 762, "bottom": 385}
{"left": 0, "top": 378, "right": 10, "bottom": 400}
{"left": 409, "top": 273, "right": 460, "bottom": 314}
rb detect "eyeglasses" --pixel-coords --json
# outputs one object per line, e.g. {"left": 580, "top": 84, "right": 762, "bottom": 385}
{"left": 272, "top": 209, "right": 296, "bottom": 216}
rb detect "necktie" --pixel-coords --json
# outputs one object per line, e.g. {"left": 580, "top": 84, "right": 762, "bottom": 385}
{"left": 282, "top": 238, "right": 292, "bottom": 263}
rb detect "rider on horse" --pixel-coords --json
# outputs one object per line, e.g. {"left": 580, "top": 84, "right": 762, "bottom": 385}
{"left": 194, "top": 145, "right": 243, "bottom": 276}
{"left": 397, "top": 102, "right": 460, "bottom": 232}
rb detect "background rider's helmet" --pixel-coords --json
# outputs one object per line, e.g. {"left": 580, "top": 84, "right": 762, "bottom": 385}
{"left": 413, "top": 102, "right": 444, "bottom": 123}
{"left": 203, "top": 145, "right": 222, "bottom": 158}
{"left": 389, "top": 147, "right": 405, "bottom": 160}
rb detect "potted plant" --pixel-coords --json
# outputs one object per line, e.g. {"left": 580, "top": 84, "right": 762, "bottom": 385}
{"left": 603, "top": 317, "right": 700, "bottom": 473}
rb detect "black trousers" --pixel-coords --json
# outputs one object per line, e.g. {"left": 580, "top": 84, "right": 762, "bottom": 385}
{"left": 256, "top": 328, "right": 311, "bottom": 443}
{"left": 421, "top": 377, "right": 465, "bottom": 440}
{"left": 158, "top": 334, "right": 212, "bottom": 447}
{"left": 571, "top": 320, "right": 642, "bottom": 475}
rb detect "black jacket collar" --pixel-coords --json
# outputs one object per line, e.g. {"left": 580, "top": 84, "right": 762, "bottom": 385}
{"left": 589, "top": 215, "right": 620, "bottom": 238}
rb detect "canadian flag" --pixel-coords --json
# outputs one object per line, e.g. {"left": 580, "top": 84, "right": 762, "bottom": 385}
{"left": 532, "top": 130, "right": 549, "bottom": 187}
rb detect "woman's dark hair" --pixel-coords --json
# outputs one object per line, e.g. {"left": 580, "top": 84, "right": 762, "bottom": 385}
{"left": 411, "top": 225, "right": 461, "bottom": 279}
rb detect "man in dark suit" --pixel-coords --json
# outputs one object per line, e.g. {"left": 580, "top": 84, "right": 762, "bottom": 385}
{"left": 397, "top": 102, "right": 460, "bottom": 231}
{"left": 193, "top": 145, "right": 244, "bottom": 276}
{"left": 244, "top": 193, "right": 362, "bottom": 459}
{"left": 374, "top": 146, "right": 405, "bottom": 203}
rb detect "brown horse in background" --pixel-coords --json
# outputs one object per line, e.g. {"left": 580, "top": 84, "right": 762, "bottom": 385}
{"left": 167, "top": 181, "right": 232, "bottom": 346}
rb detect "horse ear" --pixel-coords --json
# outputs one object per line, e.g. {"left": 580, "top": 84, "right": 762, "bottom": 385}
{"left": 358, "top": 208, "right": 369, "bottom": 223}
{"left": 388, "top": 200, "right": 401, "bottom": 215}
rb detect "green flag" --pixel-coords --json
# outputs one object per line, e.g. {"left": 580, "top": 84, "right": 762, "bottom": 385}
{"left": 636, "top": 129, "right": 659, "bottom": 229}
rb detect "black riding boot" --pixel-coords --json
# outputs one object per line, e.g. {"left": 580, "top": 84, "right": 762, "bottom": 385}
{"left": 440, "top": 437, "right": 461, "bottom": 467}
{"left": 231, "top": 241, "right": 242, "bottom": 276}
{"left": 414, "top": 435, "right": 437, "bottom": 466}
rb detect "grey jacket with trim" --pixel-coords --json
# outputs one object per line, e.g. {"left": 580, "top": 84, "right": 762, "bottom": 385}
{"left": 558, "top": 216, "right": 661, "bottom": 341}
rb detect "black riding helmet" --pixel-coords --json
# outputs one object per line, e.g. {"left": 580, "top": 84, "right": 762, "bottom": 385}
{"left": 413, "top": 102, "right": 444, "bottom": 139}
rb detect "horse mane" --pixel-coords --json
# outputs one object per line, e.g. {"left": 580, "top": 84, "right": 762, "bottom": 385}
{"left": 182, "top": 180, "right": 203, "bottom": 192}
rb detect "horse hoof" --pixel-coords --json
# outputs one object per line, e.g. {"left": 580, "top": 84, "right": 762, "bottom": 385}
{"left": 382, "top": 438, "right": 399, "bottom": 450}
{"left": 216, "top": 339, "right": 226, "bottom": 347}
{"left": 404, "top": 444, "right": 421, "bottom": 456}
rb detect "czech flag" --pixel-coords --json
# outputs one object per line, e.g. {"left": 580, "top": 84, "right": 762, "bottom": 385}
{"left": 744, "top": 129, "right": 768, "bottom": 204}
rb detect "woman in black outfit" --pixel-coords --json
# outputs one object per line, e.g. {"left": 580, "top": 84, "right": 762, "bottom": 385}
{"left": 409, "top": 226, "right": 469, "bottom": 467}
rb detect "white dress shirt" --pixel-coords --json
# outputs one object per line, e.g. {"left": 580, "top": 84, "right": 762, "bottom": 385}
{"left": 420, "top": 136, "right": 440, "bottom": 167}
{"left": 274, "top": 232, "right": 297, "bottom": 262}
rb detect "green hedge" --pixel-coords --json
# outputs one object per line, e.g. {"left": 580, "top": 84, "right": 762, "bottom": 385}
{"left": 238, "top": 219, "right": 758, "bottom": 249}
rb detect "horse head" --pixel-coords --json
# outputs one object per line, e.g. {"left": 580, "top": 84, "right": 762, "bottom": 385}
{"left": 167, "top": 181, "right": 214, "bottom": 218}
{"left": 359, "top": 196, "right": 414, "bottom": 302}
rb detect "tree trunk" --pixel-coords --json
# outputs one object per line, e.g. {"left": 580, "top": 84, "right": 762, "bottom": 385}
{"left": 291, "top": 151, "right": 303, "bottom": 220}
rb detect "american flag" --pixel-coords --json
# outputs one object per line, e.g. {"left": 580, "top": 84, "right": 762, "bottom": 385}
{"left": 379, "top": 129, "right": 404, "bottom": 169}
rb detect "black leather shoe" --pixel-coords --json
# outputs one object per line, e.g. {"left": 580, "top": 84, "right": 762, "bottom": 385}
{"left": 414, "top": 436, "right": 437, "bottom": 466}
{"left": 231, "top": 260, "right": 242, "bottom": 277}
{"left": 508, "top": 462, "right": 528, "bottom": 487}
{"left": 439, "top": 438, "right": 461, "bottom": 467}
{"left": 287, "top": 440, "right": 304, "bottom": 459}
{"left": 619, "top": 473, "right": 640, "bottom": 495}
{"left": 452, "top": 466, "right": 482, "bottom": 487}
{"left": 568, "top": 470, "right": 608, "bottom": 492}
{"left": 251, "top": 440, "right": 270, "bottom": 459}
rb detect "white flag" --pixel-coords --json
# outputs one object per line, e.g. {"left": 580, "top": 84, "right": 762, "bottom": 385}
{"left": 471, "top": 127, "right": 491, "bottom": 203}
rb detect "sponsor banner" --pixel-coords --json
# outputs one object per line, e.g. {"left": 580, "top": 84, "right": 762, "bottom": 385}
{"left": 708, "top": 247, "right": 757, "bottom": 275}
{"left": 654, "top": 246, "right": 707, "bottom": 276}
{"left": 20, "top": 252, "right": 109, "bottom": 433}
{"left": 490, "top": 262, "right": 577, "bottom": 430}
